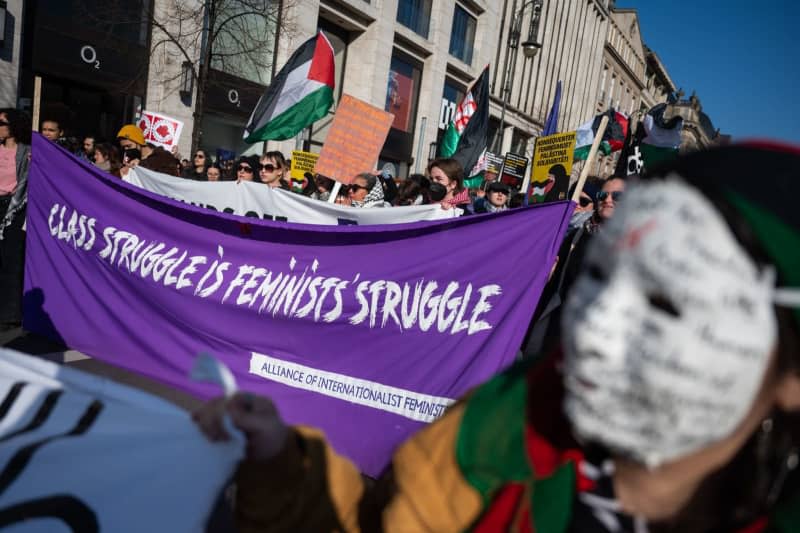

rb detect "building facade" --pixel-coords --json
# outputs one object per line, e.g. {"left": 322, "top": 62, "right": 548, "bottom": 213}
{"left": 491, "top": 0, "right": 611, "bottom": 164}
{"left": 670, "top": 92, "right": 720, "bottom": 151}
{"left": 4, "top": 0, "right": 717, "bottom": 180}
{"left": 18, "top": 0, "right": 152, "bottom": 143}
{"left": 272, "top": 0, "right": 502, "bottom": 177}
{"left": 0, "top": 0, "right": 24, "bottom": 111}
{"left": 640, "top": 46, "right": 676, "bottom": 112}
{"left": 276, "top": 0, "right": 616, "bottom": 176}
{"left": 596, "top": 7, "right": 647, "bottom": 117}
{"left": 592, "top": 5, "right": 648, "bottom": 177}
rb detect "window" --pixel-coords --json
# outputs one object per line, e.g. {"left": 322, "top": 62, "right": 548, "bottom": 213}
{"left": 449, "top": 5, "right": 476, "bottom": 64}
{"left": 608, "top": 74, "right": 616, "bottom": 105}
{"left": 599, "top": 66, "right": 608, "bottom": 101}
{"left": 65, "top": 0, "right": 150, "bottom": 47}
{"left": 211, "top": 0, "right": 279, "bottom": 86}
{"left": 318, "top": 20, "right": 348, "bottom": 104}
{"left": 510, "top": 129, "right": 531, "bottom": 156}
{"left": 397, "top": 0, "right": 432, "bottom": 38}
{"left": 385, "top": 53, "right": 422, "bottom": 133}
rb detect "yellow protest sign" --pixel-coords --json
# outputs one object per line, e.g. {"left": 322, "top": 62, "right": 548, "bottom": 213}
{"left": 529, "top": 131, "right": 577, "bottom": 203}
{"left": 290, "top": 150, "right": 319, "bottom": 181}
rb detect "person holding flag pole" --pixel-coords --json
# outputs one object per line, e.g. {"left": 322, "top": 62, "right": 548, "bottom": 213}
{"left": 195, "top": 136, "right": 800, "bottom": 532}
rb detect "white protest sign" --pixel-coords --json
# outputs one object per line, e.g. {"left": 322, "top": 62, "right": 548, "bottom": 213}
{"left": 126, "top": 167, "right": 460, "bottom": 225}
{"left": 0, "top": 349, "right": 243, "bottom": 532}
{"left": 137, "top": 110, "right": 184, "bottom": 151}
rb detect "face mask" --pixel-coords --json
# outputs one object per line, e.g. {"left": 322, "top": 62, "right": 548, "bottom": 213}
{"left": 562, "top": 178, "right": 777, "bottom": 468}
{"left": 429, "top": 182, "right": 447, "bottom": 202}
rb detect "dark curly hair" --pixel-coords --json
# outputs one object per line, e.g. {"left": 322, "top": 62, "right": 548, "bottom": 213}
{"left": 0, "top": 108, "right": 32, "bottom": 145}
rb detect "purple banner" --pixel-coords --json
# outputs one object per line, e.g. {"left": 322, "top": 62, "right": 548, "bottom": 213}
{"left": 25, "top": 135, "right": 574, "bottom": 475}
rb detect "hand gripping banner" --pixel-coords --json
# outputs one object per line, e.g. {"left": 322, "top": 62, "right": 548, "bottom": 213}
{"left": 24, "top": 135, "right": 574, "bottom": 475}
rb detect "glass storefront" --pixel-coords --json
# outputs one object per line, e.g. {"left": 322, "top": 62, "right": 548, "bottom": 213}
{"left": 20, "top": 0, "right": 151, "bottom": 140}
{"left": 381, "top": 51, "right": 422, "bottom": 168}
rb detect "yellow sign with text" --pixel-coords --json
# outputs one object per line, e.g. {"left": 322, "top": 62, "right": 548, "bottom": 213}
{"left": 290, "top": 150, "right": 319, "bottom": 181}
{"left": 529, "top": 131, "right": 577, "bottom": 203}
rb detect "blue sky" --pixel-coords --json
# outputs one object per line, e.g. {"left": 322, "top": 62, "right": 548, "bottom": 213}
{"left": 620, "top": 1, "right": 800, "bottom": 144}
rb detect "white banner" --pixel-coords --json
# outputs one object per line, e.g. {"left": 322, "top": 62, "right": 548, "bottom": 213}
{"left": 126, "top": 168, "right": 460, "bottom": 225}
{"left": 249, "top": 352, "right": 454, "bottom": 423}
{"left": 0, "top": 349, "right": 243, "bottom": 532}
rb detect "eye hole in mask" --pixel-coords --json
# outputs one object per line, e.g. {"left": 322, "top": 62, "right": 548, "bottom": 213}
{"left": 647, "top": 293, "right": 680, "bottom": 318}
{"left": 586, "top": 264, "right": 606, "bottom": 281}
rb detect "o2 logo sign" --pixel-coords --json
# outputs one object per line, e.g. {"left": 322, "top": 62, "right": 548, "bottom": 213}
{"left": 80, "top": 45, "right": 101, "bottom": 70}
{"left": 228, "top": 89, "right": 240, "bottom": 108}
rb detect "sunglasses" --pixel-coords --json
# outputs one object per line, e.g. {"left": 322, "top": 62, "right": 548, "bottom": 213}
{"left": 237, "top": 165, "right": 254, "bottom": 173}
{"left": 194, "top": 153, "right": 205, "bottom": 158}
{"left": 259, "top": 163, "right": 278, "bottom": 172}
{"left": 579, "top": 196, "right": 593, "bottom": 207}
{"left": 349, "top": 184, "right": 369, "bottom": 192}
{"left": 0, "top": 121, "right": 8, "bottom": 127}
{"left": 597, "top": 191, "right": 623, "bottom": 202}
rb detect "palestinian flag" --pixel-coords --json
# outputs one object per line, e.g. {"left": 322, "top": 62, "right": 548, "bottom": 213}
{"left": 639, "top": 103, "right": 683, "bottom": 167}
{"left": 439, "top": 66, "right": 489, "bottom": 178}
{"left": 243, "top": 32, "right": 335, "bottom": 143}
{"left": 573, "top": 109, "right": 628, "bottom": 160}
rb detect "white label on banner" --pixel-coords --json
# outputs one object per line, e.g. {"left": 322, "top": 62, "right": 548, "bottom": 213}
{"left": 249, "top": 352, "right": 454, "bottom": 423}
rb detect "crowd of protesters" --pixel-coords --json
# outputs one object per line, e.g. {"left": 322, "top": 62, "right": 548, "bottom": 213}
{"left": 0, "top": 116, "right": 624, "bottom": 330}
{"left": 194, "top": 142, "right": 800, "bottom": 533}
{"left": 5, "top": 111, "right": 799, "bottom": 532}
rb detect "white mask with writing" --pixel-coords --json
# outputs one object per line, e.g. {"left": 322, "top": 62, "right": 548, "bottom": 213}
{"left": 562, "top": 178, "right": 777, "bottom": 468}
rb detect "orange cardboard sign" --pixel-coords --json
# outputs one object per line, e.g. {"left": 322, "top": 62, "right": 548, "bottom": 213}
{"left": 314, "top": 94, "right": 394, "bottom": 184}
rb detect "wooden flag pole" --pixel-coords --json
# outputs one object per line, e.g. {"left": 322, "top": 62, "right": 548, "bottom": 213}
{"left": 32, "top": 76, "right": 42, "bottom": 132}
{"left": 570, "top": 115, "right": 609, "bottom": 203}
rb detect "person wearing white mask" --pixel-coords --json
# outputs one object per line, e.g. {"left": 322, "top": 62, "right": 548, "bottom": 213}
{"left": 194, "top": 143, "right": 800, "bottom": 533}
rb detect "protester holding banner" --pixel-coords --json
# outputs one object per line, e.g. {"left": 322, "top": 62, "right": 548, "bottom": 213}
{"left": 195, "top": 143, "right": 800, "bottom": 532}
{"left": 182, "top": 148, "right": 209, "bottom": 181}
{"left": 522, "top": 176, "right": 627, "bottom": 359}
{"left": 472, "top": 181, "right": 510, "bottom": 214}
{"left": 378, "top": 170, "right": 399, "bottom": 205}
{"left": 235, "top": 155, "right": 259, "bottom": 183}
{"left": 206, "top": 162, "right": 222, "bottom": 182}
{"left": 139, "top": 142, "right": 181, "bottom": 177}
{"left": 566, "top": 176, "right": 602, "bottom": 231}
{"left": 258, "top": 151, "right": 290, "bottom": 189}
{"left": 117, "top": 124, "right": 146, "bottom": 152}
{"left": 310, "top": 173, "right": 334, "bottom": 201}
{"left": 394, "top": 174, "right": 431, "bottom": 206}
{"left": 93, "top": 142, "right": 122, "bottom": 178}
{"left": 428, "top": 158, "right": 470, "bottom": 211}
{"left": 0, "top": 108, "right": 31, "bottom": 329}
{"left": 345, "top": 172, "right": 387, "bottom": 208}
